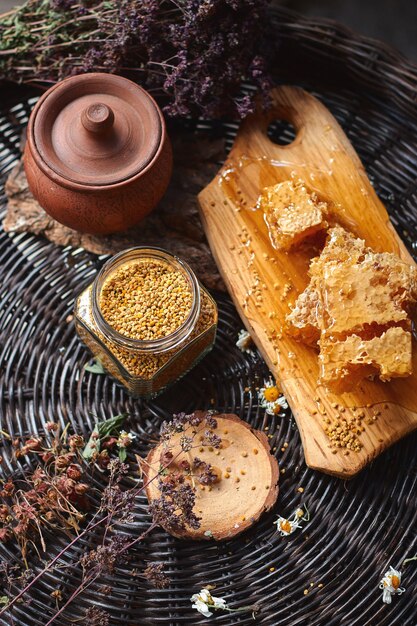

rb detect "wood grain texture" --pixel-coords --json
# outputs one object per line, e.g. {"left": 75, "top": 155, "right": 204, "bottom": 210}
{"left": 144, "top": 413, "right": 279, "bottom": 540}
{"left": 198, "top": 86, "right": 417, "bottom": 478}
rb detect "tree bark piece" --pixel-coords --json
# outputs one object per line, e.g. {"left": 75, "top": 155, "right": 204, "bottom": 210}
{"left": 4, "top": 130, "right": 225, "bottom": 292}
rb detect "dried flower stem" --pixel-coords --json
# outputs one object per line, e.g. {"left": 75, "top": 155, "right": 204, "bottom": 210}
{"left": 0, "top": 461, "right": 174, "bottom": 617}
{"left": 44, "top": 525, "right": 156, "bottom": 626}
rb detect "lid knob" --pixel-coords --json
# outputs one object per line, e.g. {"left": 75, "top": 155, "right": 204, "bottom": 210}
{"left": 81, "top": 102, "right": 114, "bottom": 134}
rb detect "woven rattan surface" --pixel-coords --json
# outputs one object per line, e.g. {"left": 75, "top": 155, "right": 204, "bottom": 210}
{"left": 1, "top": 6, "right": 417, "bottom": 625}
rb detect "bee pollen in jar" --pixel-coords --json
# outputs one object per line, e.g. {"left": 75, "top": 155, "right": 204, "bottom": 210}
{"left": 74, "top": 247, "right": 217, "bottom": 397}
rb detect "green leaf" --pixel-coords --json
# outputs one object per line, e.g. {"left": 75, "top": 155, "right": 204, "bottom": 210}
{"left": 97, "top": 414, "right": 127, "bottom": 439}
{"left": 118, "top": 447, "right": 127, "bottom": 462}
{"left": 82, "top": 424, "right": 100, "bottom": 461}
{"left": 84, "top": 358, "right": 106, "bottom": 374}
{"left": 82, "top": 414, "right": 127, "bottom": 460}
{"left": 0, "top": 596, "right": 8, "bottom": 607}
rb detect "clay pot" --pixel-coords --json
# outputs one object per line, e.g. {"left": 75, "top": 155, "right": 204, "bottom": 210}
{"left": 24, "top": 73, "right": 172, "bottom": 235}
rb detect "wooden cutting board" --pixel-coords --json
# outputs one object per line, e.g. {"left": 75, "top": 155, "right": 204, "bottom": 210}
{"left": 198, "top": 85, "right": 417, "bottom": 478}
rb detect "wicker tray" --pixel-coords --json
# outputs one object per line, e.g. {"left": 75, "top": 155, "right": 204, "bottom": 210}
{"left": 1, "top": 6, "right": 417, "bottom": 625}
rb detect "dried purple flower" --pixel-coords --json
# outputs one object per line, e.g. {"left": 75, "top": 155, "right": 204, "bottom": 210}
{"left": 81, "top": 535, "right": 132, "bottom": 576}
{"left": 100, "top": 482, "right": 135, "bottom": 524}
{"left": 143, "top": 562, "right": 170, "bottom": 589}
{"left": 149, "top": 481, "right": 200, "bottom": 532}
{"left": 179, "top": 435, "right": 193, "bottom": 452}
{"left": 202, "top": 430, "right": 221, "bottom": 449}
{"left": 188, "top": 413, "right": 204, "bottom": 427}
{"left": 159, "top": 472, "right": 185, "bottom": 494}
{"left": 85, "top": 606, "right": 110, "bottom": 626}
{"left": 193, "top": 457, "right": 206, "bottom": 469}
{"left": 51, "top": 0, "right": 74, "bottom": 10}
{"left": 192, "top": 456, "right": 221, "bottom": 485}
{"left": 199, "top": 466, "right": 221, "bottom": 486}
{"left": 160, "top": 412, "right": 190, "bottom": 442}
{"left": 204, "top": 413, "right": 219, "bottom": 430}
{"left": 108, "top": 459, "right": 129, "bottom": 482}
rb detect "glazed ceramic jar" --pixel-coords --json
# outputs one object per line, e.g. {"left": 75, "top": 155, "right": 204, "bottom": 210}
{"left": 24, "top": 73, "right": 172, "bottom": 234}
{"left": 74, "top": 248, "right": 218, "bottom": 398}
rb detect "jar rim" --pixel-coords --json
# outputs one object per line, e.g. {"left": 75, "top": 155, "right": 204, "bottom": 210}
{"left": 91, "top": 247, "right": 201, "bottom": 353}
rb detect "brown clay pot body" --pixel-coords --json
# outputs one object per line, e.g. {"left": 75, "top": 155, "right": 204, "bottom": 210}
{"left": 24, "top": 73, "right": 172, "bottom": 235}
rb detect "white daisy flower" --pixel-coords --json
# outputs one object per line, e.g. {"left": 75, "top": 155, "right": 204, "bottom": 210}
{"left": 258, "top": 379, "right": 288, "bottom": 415}
{"left": 236, "top": 329, "right": 254, "bottom": 354}
{"left": 274, "top": 516, "right": 302, "bottom": 536}
{"left": 191, "top": 587, "right": 260, "bottom": 619}
{"left": 274, "top": 506, "right": 309, "bottom": 536}
{"left": 117, "top": 430, "right": 136, "bottom": 448}
{"left": 191, "top": 588, "right": 227, "bottom": 617}
{"left": 379, "top": 566, "right": 405, "bottom": 604}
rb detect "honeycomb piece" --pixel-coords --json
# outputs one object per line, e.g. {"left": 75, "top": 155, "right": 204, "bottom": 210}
{"left": 286, "top": 276, "right": 322, "bottom": 346}
{"left": 287, "top": 226, "right": 366, "bottom": 344}
{"left": 319, "top": 327, "right": 412, "bottom": 393}
{"left": 286, "top": 225, "right": 417, "bottom": 391}
{"left": 373, "top": 251, "right": 417, "bottom": 303}
{"left": 258, "top": 180, "right": 328, "bottom": 251}
{"left": 309, "top": 225, "right": 366, "bottom": 277}
{"left": 319, "top": 254, "right": 416, "bottom": 337}
{"left": 287, "top": 226, "right": 417, "bottom": 342}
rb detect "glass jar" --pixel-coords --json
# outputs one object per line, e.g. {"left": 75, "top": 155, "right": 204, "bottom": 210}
{"left": 74, "top": 247, "right": 218, "bottom": 398}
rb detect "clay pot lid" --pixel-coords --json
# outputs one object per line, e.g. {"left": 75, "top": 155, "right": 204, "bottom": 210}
{"left": 30, "top": 73, "right": 162, "bottom": 187}
{"left": 144, "top": 413, "right": 279, "bottom": 541}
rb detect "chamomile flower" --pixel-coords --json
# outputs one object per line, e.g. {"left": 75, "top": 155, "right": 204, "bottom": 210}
{"left": 191, "top": 587, "right": 259, "bottom": 619}
{"left": 236, "top": 329, "right": 254, "bottom": 354}
{"left": 379, "top": 566, "right": 405, "bottom": 604}
{"left": 274, "top": 516, "right": 302, "bottom": 536}
{"left": 258, "top": 379, "right": 288, "bottom": 415}
{"left": 274, "top": 505, "right": 309, "bottom": 536}
{"left": 191, "top": 588, "right": 227, "bottom": 617}
{"left": 117, "top": 430, "right": 136, "bottom": 449}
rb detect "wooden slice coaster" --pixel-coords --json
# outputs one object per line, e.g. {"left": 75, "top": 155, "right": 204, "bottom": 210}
{"left": 144, "top": 413, "right": 279, "bottom": 540}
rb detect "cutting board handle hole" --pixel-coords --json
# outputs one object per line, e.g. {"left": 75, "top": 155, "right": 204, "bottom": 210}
{"left": 267, "top": 119, "right": 297, "bottom": 146}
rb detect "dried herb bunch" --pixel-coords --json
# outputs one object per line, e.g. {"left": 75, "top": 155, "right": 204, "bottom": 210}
{"left": 148, "top": 410, "right": 222, "bottom": 533}
{"left": 0, "top": 411, "right": 221, "bottom": 625}
{"left": 0, "top": 0, "right": 272, "bottom": 119}
{"left": 0, "top": 415, "right": 135, "bottom": 565}
{"left": 0, "top": 422, "right": 90, "bottom": 565}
